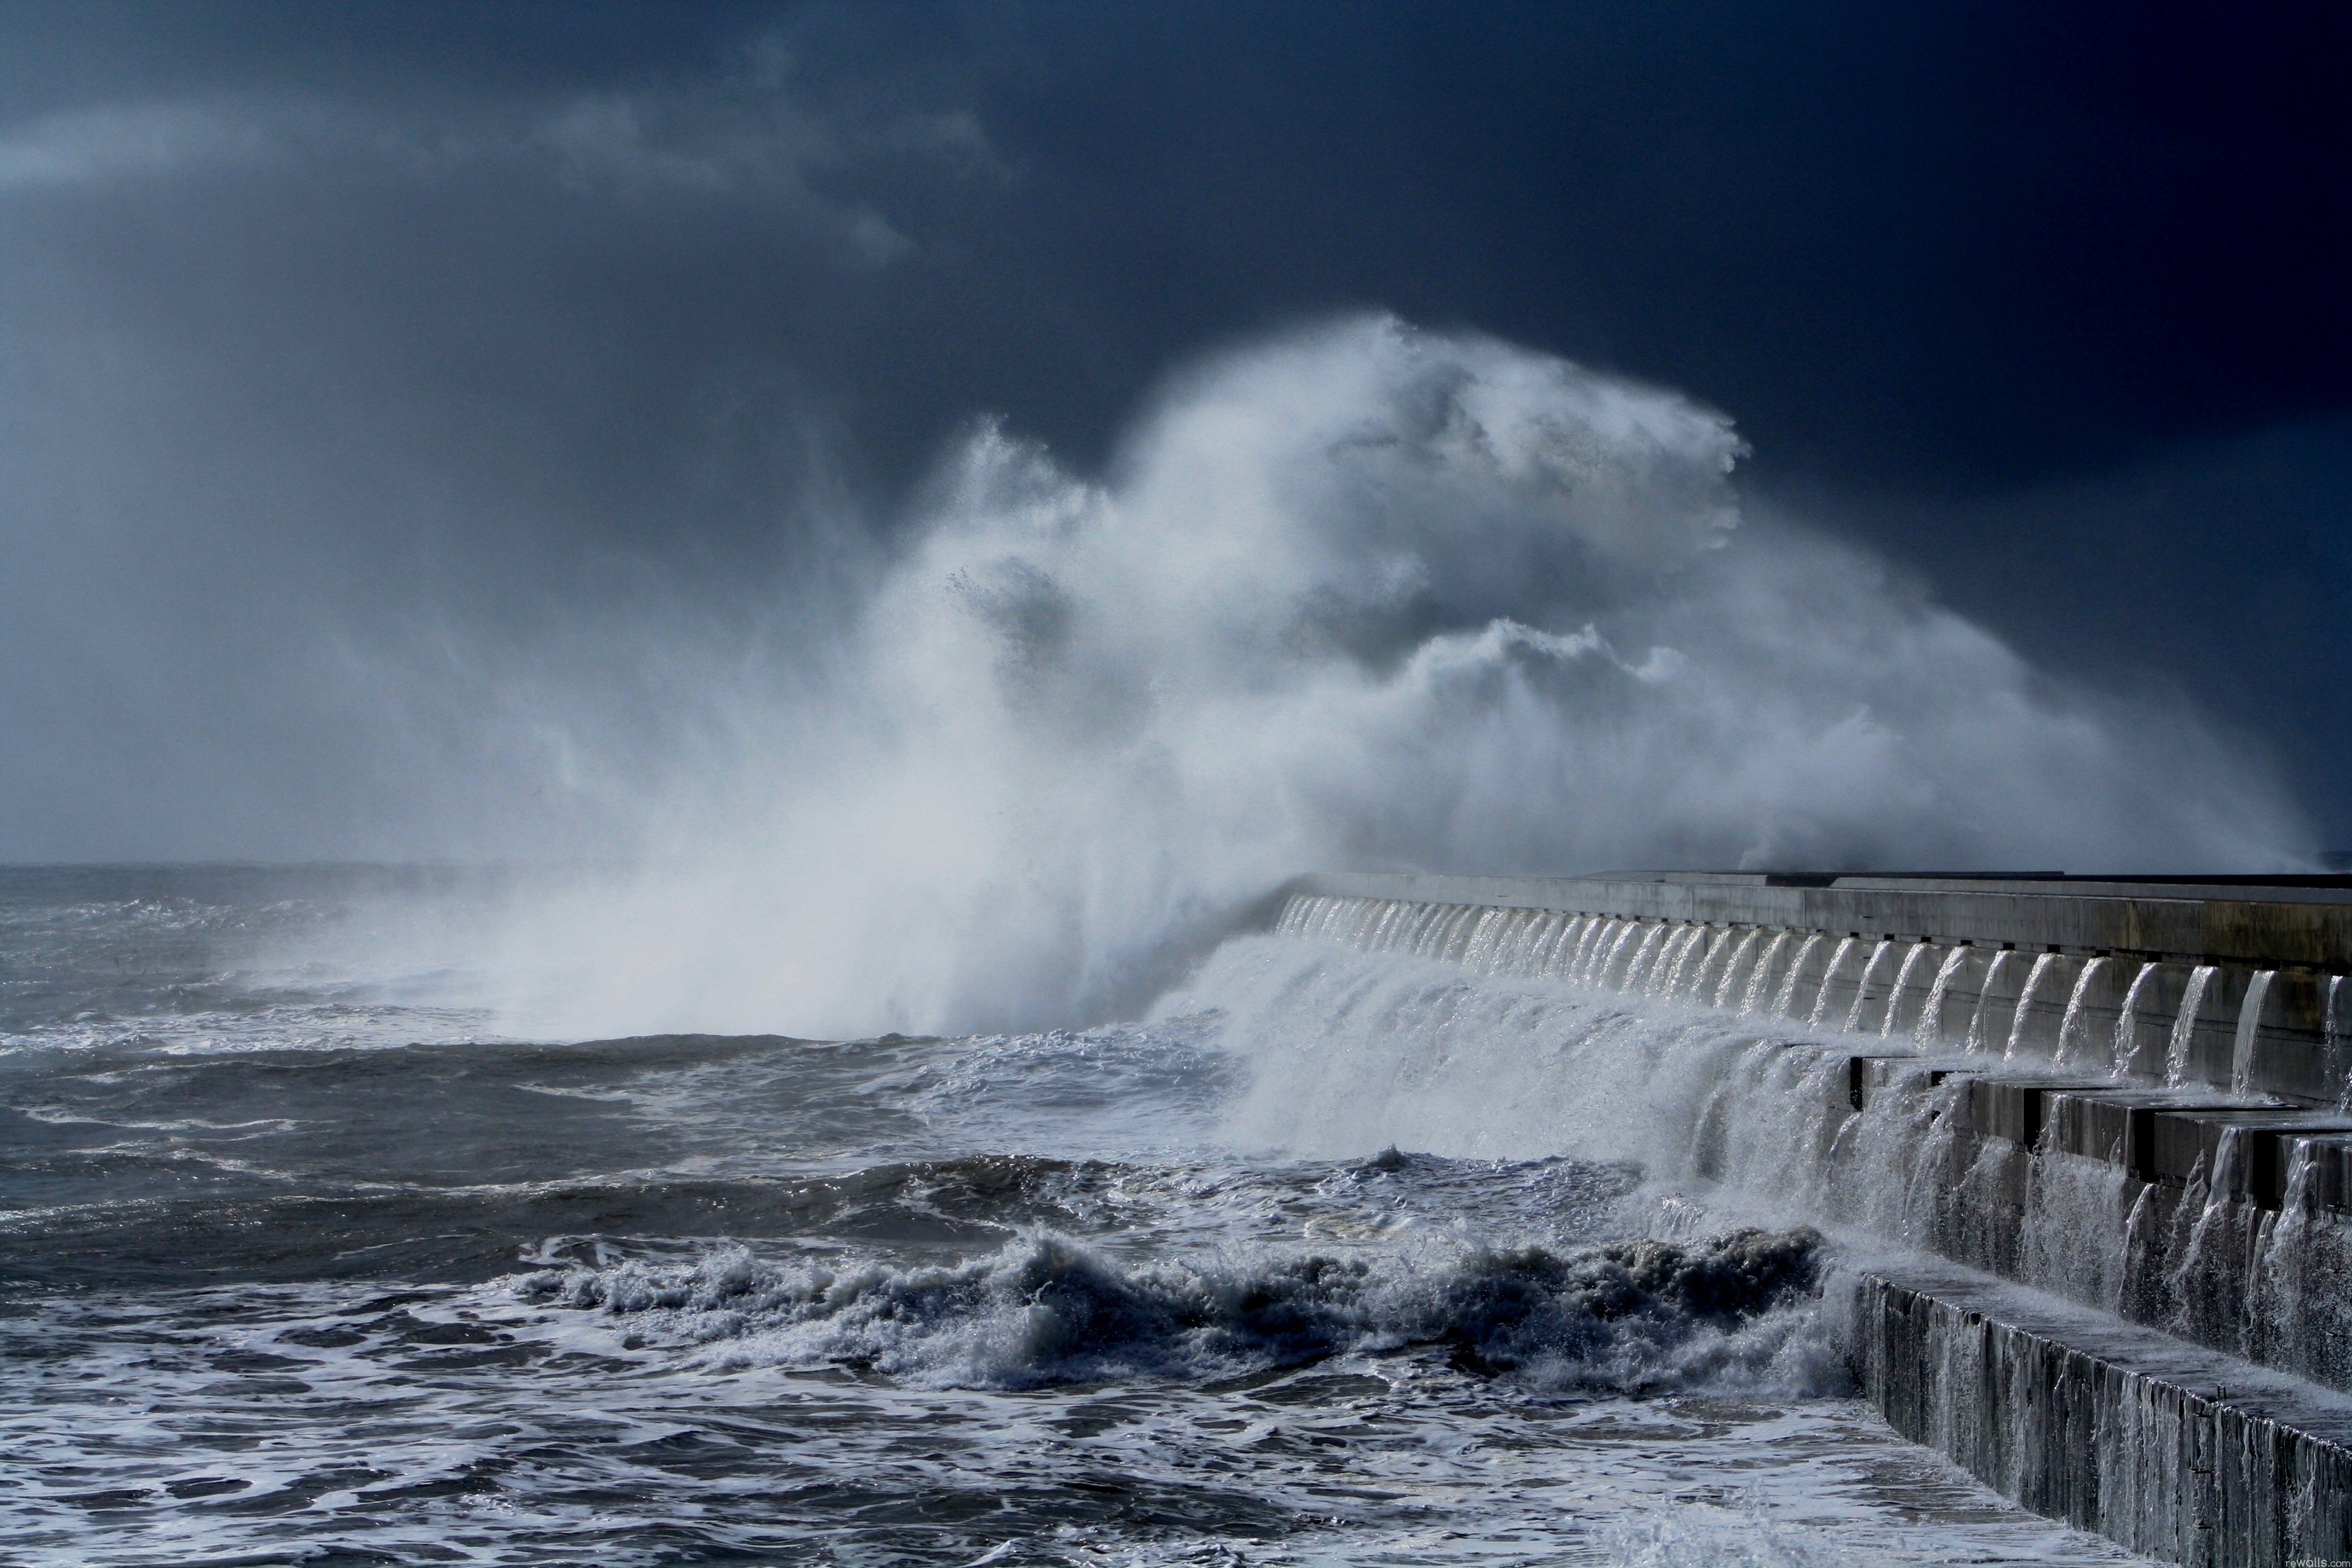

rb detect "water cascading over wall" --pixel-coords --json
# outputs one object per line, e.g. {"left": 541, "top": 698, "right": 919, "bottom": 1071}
{"left": 1268, "top": 871, "right": 2352, "bottom": 1567}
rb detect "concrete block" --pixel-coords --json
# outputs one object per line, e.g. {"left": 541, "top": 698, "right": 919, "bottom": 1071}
{"left": 2146, "top": 1109, "right": 2352, "bottom": 1207}
{"left": 1844, "top": 1051, "right": 1953, "bottom": 1111}
{"left": 2287, "top": 1135, "right": 2352, "bottom": 1213}
{"left": 1854, "top": 1267, "right": 2352, "bottom": 1567}
{"left": 2047, "top": 1089, "right": 2240, "bottom": 1174}
{"left": 1964, "top": 1077, "right": 2100, "bottom": 1151}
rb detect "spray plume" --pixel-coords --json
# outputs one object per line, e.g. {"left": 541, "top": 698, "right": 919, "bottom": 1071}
{"left": 449, "top": 316, "right": 2307, "bottom": 1038}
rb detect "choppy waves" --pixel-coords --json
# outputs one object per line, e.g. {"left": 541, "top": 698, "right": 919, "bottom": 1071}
{"left": 506, "top": 1225, "right": 1838, "bottom": 1394}
{"left": 0, "top": 871, "right": 2157, "bottom": 1566}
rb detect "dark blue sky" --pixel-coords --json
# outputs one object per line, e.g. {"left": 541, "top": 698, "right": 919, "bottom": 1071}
{"left": 2, "top": 1, "right": 2347, "bottom": 856}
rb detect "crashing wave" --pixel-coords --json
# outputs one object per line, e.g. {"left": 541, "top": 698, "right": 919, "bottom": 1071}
{"left": 441, "top": 315, "right": 2304, "bottom": 1042}
{"left": 506, "top": 1224, "right": 1833, "bottom": 1392}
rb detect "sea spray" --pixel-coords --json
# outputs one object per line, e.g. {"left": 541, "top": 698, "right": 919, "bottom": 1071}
{"left": 405, "top": 315, "right": 2310, "bottom": 1044}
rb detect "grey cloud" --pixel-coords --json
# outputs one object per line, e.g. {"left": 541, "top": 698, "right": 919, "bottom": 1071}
{"left": 0, "top": 1, "right": 2344, "bottom": 864}
{"left": 0, "top": 100, "right": 284, "bottom": 188}
{"left": 0, "top": 38, "right": 1004, "bottom": 265}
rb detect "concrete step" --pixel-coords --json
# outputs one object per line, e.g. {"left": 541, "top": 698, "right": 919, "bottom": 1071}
{"left": 1840, "top": 1055, "right": 2352, "bottom": 1212}
{"left": 2146, "top": 1108, "right": 2352, "bottom": 1207}
{"left": 1856, "top": 1264, "right": 2352, "bottom": 1567}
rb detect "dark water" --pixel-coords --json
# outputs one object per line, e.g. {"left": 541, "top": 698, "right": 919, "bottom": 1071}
{"left": 0, "top": 867, "right": 2144, "bottom": 1565}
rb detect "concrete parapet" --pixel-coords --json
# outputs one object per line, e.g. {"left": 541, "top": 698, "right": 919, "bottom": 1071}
{"left": 1279, "top": 873, "right": 2352, "bottom": 1106}
{"left": 1290, "top": 870, "right": 2352, "bottom": 967}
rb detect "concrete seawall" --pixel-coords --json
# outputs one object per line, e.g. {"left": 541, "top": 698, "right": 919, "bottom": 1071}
{"left": 1268, "top": 871, "right": 2352, "bottom": 1563}
{"left": 1287, "top": 871, "right": 2352, "bottom": 1102}
{"left": 1855, "top": 1268, "right": 2352, "bottom": 1568}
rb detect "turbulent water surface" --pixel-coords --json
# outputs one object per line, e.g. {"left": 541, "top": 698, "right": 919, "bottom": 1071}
{"left": 0, "top": 867, "right": 2151, "bottom": 1566}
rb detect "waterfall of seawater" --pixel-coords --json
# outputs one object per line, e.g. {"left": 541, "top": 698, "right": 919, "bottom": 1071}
{"left": 1658, "top": 925, "right": 1707, "bottom": 997}
{"left": 1714, "top": 927, "right": 1761, "bottom": 1009}
{"left": 1774, "top": 933, "right": 1825, "bottom": 1019}
{"left": 1548, "top": 915, "right": 1591, "bottom": 978}
{"left": 1596, "top": 918, "right": 1629, "bottom": 982}
{"left": 2164, "top": 965, "right": 2218, "bottom": 1087}
{"left": 2167, "top": 1135, "right": 2265, "bottom": 1355}
{"left": 1913, "top": 946, "right": 1969, "bottom": 1050}
{"left": 1681, "top": 926, "right": 1726, "bottom": 1001}
{"left": 1624, "top": 923, "right": 1667, "bottom": 991}
{"left": 1808, "top": 936, "right": 1858, "bottom": 1028}
{"left": 1878, "top": 941, "right": 1931, "bottom": 1039}
{"left": 2249, "top": 1140, "right": 2352, "bottom": 1385}
{"left": 1271, "top": 892, "right": 2352, "bottom": 1400}
{"left": 2002, "top": 952, "right": 2062, "bottom": 1061}
{"left": 2112, "top": 960, "right": 2161, "bottom": 1079}
{"left": 2230, "top": 969, "right": 2277, "bottom": 1098}
{"left": 1965, "top": 950, "right": 2014, "bottom": 1054}
{"left": 1740, "top": 931, "right": 1789, "bottom": 1014}
{"left": 2049, "top": 956, "right": 2108, "bottom": 1070}
{"left": 1460, "top": 907, "right": 1505, "bottom": 972}
{"left": 2020, "top": 1135, "right": 2136, "bottom": 1313}
{"left": 1843, "top": 938, "right": 1896, "bottom": 1033}
{"left": 1569, "top": 916, "right": 1609, "bottom": 982}
{"left": 2337, "top": 976, "right": 2352, "bottom": 1111}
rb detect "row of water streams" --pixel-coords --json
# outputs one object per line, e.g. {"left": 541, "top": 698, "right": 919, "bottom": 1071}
{"left": 1275, "top": 893, "right": 2352, "bottom": 1392}
{"left": 1279, "top": 895, "right": 2352, "bottom": 1097}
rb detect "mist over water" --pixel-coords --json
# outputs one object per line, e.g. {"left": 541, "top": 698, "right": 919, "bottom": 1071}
{"left": 432, "top": 317, "right": 2308, "bottom": 1042}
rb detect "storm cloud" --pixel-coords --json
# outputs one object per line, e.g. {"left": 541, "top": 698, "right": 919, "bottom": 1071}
{"left": 2, "top": 1, "right": 2345, "bottom": 863}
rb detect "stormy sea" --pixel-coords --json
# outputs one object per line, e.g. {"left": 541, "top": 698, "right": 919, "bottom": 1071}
{"left": 0, "top": 864, "right": 2154, "bottom": 1567}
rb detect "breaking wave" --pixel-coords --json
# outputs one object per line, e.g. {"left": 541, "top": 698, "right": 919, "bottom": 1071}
{"left": 397, "top": 314, "right": 2307, "bottom": 1042}
{"left": 506, "top": 1224, "right": 1835, "bottom": 1393}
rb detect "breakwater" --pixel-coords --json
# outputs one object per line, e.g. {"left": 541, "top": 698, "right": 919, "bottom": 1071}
{"left": 1272, "top": 871, "right": 2352, "bottom": 1564}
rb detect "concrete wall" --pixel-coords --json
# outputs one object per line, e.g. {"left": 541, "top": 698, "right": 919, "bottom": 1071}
{"left": 1856, "top": 1269, "right": 2352, "bottom": 1568}
{"left": 1270, "top": 872, "right": 2352, "bottom": 1562}
{"left": 1279, "top": 874, "right": 2352, "bottom": 1106}
{"left": 1289, "top": 871, "right": 2352, "bottom": 971}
